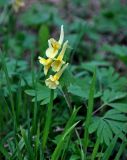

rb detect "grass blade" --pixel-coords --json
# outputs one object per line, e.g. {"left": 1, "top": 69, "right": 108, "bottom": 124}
{"left": 31, "top": 53, "right": 38, "bottom": 133}
{"left": 114, "top": 141, "right": 126, "bottom": 160}
{"left": 60, "top": 107, "right": 80, "bottom": 159}
{"left": 0, "top": 143, "right": 10, "bottom": 159}
{"left": 51, "top": 107, "right": 80, "bottom": 160}
{"left": 91, "top": 135, "right": 100, "bottom": 160}
{"left": 20, "top": 126, "right": 34, "bottom": 160}
{"left": 0, "top": 51, "right": 16, "bottom": 130}
{"left": 51, "top": 121, "right": 79, "bottom": 160}
{"left": 35, "top": 124, "right": 40, "bottom": 160}
{"left": 102, "top": 135, "right": 118, "bottom": 160}
{"left": 75, "top": 129, "right": 85, "bottom": 160}
{"left": 83, "top": 70, "right": 96, "bottom": 152}
{"left": 42, "top": 89, "right": 54, "bottom": 150}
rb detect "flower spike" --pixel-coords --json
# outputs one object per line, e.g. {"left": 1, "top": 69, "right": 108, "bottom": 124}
{"left": 51, "top": 40, "right": 68, "bottom": 72}
{"left": 45, "top": 63, "right": 69, "bottom": 89}
{"left": 38, "top": 56, "right": 53, "bottom": 75}
{"left": 38, "top": 25, "right": 69, "bottom": 89}
{"left": 58, "top": 25, "right": 64, "bottom": 45}
{"left": 12, "top": 0, "right": 25, "bottom": 12}
{"left": 46, "top": 25, "right": 64, "bottom": 59}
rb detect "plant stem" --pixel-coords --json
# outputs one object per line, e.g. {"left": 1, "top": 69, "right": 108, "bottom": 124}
{"left": 75, "top": 129, "right": 85, "bottom": 160}
{"left": 91, "top": 136, "right": 100, "bottom": 160}
{"left": 114, "top": 141, "right": 126, "bottom": 160}
{"left": 83, "top": 71, "right": 96, "bottom": 152}
{"left": 59, "top": 87, "right": 72, "bottom": 111}
{"left": 1, "top": 51, "right": 17, "bottom": 131}
{"left": 60, "top": 87, "right": 84, "bottom": 159}
{"left": 42, "top": 89, "right": 54, "bottom": 150}
{"left": 93, "top": 103, "right": 106, "bottom": 115}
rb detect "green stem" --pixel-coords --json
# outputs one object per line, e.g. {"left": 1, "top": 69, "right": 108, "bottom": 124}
{"left": 91, "top": 136, "right": 100, "bottom": 160}
{"left": 1, "top": 52, "right": 16, "bottom": 131}
{"left": 60, "top": 87, "right": 84, "bottom": 160}
{"left": 59, "top": 87, "right": 72, "bottom": 111}
{"left": 114, "top": 141, "right": 126, "bottom": 160}
{"left": 83, "top": 71, "right": 96, "bottom": 152}
{"left": 31, "top": 53, "right": 38, "bottom": 133}
{"left": 42, "top": 89, "right": 54, "bottom": 150}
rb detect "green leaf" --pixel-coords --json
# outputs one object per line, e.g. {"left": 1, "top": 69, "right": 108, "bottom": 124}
{"left": 104, "top": 109, "right": 127, "bottom": 121}
{"left": 84, "top": 70, "right": 96, "bottom": 150}
{"left": 102, "top": 44, "right": 127, "bottom": 63}
{"left": 25, "top": 83, "right": 57, "bottom": 104}
{"left": 68, "top": 84, "right": 86, "bottom": 98}
{"left": 102, "top": 135, "right": 118, "bottom": 160}
{"left": 97, "top": 67, "right": 127, "bottom": 91}
{"left": 107, "top": 120, "right": 126, "bottom": 140}
{"left": 102, "top": 90, "right": 127, "bottom": 104}
{"left": 51, "top": 121, "right": 79, "bottom": 160}
{"left": 91, "top": 136, "right": 101, "bottom": 160}
{"left": 0, "top": 143, "right": 10, "bottom": 159}
{"left": 89, "top": 117, "right": 100, "bottom": 133}
{"left": 103, "top": 121, "right": 113, "bottom": 146}
{"left": 38, "top": 25, "right": 49, "bottom": 52}
{"left": 51, "top": 107, "right": 80, "bottom": 160}
{"left": 108, "top": 103, "right": 127, "bottom": 113}
{"left": 42, "top": 90, "right": 54, "bottom": 150}
{"left": 70, "top": 155, "right": 80, "bottom": 160}
{"left": 89, "top": 109, "right": 127, "bottom": 145}
{"left": 81, "top": 61, "right": 110, "bottom": 72}
{"left": 114, "top": 141, "right": 126, "bottom": 160}
{"left": 19, "top": 4, "right": 50, "bottom": 26}
{"left": 20, "top": 127, "right": 34, "bottom": 160}
{"left": 61, "top": 69, "right": 76, "bottom": 87}
{"left": 68, "top": 79, "right": 101, "bottom": 99}
{"left": 0, "top": 0, "right": 9, "bottom": 6}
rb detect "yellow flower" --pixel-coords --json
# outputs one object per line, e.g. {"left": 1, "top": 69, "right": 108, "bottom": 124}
{"left": 51, "top": 40, "right": 68, "bottom": 72}
{"left": 38, "top": 56, "right": 53, "bottom": 75}
{"left": 45, "top": 63, "right": 68, "bottom": 89}
{"left": 46, "top": 25, "right": 64, "bottom": 59}
{"left": 12, "top": 0, "right": 25, "bottom": 12}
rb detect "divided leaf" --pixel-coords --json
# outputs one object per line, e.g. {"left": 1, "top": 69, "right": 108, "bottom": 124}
{"left": 89, "top": 109, "right": 127, "bottom": 145}
{"left": 25, "top": 83, "right": 57, "bottom": 105}
{"left": 101, "top": 89, "right": 127, "bottom": 104}
{"left": 108, "top": 103, "right": 127, "bottom": 113}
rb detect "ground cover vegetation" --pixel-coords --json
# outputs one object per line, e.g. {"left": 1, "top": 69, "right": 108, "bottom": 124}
{"left": 0, "top": 0, "right": 127, "bottom": 159}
